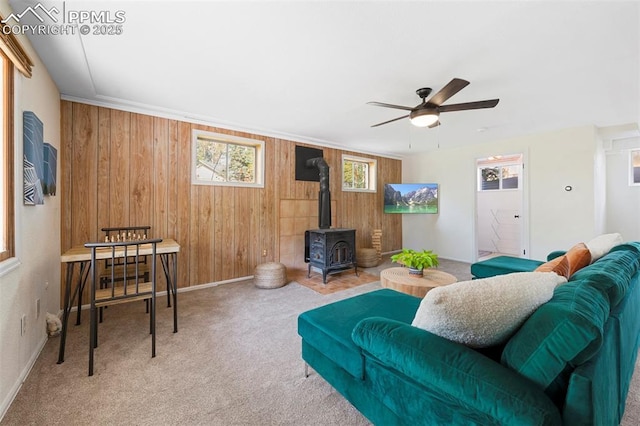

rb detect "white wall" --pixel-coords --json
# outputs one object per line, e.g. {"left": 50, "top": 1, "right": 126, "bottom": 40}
{"left": 606, "top": 137, "right": 640, "bottom": 240}
{"left": 0, "top": 0, "right": 61, "bottom": 417}
{"left": 402, "top": 126, "right": 600, "bottom": 262}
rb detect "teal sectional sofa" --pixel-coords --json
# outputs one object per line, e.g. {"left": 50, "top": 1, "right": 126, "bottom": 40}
{"left": 297, "top": 242, "right": 640, "bottom": 425}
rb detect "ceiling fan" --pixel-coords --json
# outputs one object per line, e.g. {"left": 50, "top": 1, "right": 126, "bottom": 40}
{"left": 368, "top": 78, "right": 499, "bottom": 128}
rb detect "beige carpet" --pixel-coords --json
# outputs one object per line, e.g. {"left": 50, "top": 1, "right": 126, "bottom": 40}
{"left": 2, "top": 257, "right": 640, "bottom": 425}
{"left": 2, "top": 280, "right": 379, "bottom": 425}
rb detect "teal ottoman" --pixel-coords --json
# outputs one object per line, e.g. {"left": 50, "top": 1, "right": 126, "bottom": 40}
{"left": 298, "top": 289, "right": 421, "bottom": 379}
{"left": 471, "top": 256, "right": 544, "bottom": 279}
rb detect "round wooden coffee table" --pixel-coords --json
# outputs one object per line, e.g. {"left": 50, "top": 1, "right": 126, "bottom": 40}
{"left": 380, "top": 267, "right": 457, "bottom": 297}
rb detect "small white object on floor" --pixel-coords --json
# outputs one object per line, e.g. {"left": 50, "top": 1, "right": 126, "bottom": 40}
{"left": 46, "top": 312, "right": 62, "bottom": 337}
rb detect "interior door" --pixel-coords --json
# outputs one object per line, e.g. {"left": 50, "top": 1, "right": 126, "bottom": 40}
{"left": 475, "top": 154, "right": 525, "bottom": 259}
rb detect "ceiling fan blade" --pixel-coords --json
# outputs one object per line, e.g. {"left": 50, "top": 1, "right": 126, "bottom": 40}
{"left": 439, "top": 99, "right": 500, "bottom": 112}
{"left": 367, "top": 101, "right": 413, "bottom": 111}
{"left": 371, "top": 114, "right": 410, "bottom": 127}
{"left": 428, "top": 78, "right": 470, "bottom": 106}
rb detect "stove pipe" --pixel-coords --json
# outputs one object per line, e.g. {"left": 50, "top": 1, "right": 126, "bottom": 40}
{"left": 306, "top": 157, "right": 331, "bottom": 229}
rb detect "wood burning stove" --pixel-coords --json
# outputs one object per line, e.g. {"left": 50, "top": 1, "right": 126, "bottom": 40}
{"left": 305, "top": 228, "right": 357, "bottom": 283}
{"left": 302, "top": 156, "right": 357, "bottom": 283}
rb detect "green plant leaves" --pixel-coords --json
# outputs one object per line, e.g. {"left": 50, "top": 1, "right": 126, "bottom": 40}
{"left": 390, "top": 248, "right": 439, "bottom": 270}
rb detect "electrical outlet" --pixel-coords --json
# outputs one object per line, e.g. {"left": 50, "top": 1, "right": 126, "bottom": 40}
{"left": 20, "top": 314, "right": 26, "bottom": 336}
{"left": 262, "top": 249, "right": 267, "bottom": 256}
{"left": 36, "top": 299, "right": 41, "bottom": 319}
{"left": 44, "top": 281, "right": 49, "bottom": 290}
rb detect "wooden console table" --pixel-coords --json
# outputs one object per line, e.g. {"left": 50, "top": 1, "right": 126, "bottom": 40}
{"left": 380, "top": 267, "right": 457, "bottom": 297}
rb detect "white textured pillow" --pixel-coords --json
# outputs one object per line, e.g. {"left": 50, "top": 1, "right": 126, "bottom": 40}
{"left": 585, "top": 233, "right": 623, "bottom": 263}
{"left": 412, "top": 272, "right": 567, "bottom": 347}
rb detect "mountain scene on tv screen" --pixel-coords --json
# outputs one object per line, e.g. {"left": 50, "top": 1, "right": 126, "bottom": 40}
{"left": 384, "top": 184, "right": 438, "bottom": 214}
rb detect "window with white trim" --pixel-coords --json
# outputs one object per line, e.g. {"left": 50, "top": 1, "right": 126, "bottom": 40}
{"left": 1, "top": 53, "right": 14, "bottom": 263}
{"left": 192, "top": 130, "right": 264, "bottom": 188}
{"left": 1, "top": 15, "right": 31, "bottom": 265}
{"left": 631, "top": 149, "right": 640, "bottom": 186}
{"left": 342, "top": 154, "right": 377, "bottom": 192}
{"left": 477, "top": 159, "right": 521, "bottom": 191}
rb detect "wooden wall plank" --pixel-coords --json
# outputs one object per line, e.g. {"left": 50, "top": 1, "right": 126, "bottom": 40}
{"left": 70, "top": 103, "right": 98, "bottom": 246}
{"left": 109, "top": 109, "right": 130, "bottom": 228}
{"left": 263, "top": 138, "right": 277, "bottom": 262}
{"left": 177, "top": 121, "right": 191, "bottom": 289}
{"left": 221, "top": 185, "right": 235, "bottom": 280}
{"left": 60, "top": 101, "right": 73, "bottom": 253}
{"left": 129, "top": 114, "right": 153, "bottom": 227}
{"left": 61, "top": 101, "right": 402, "bottom": 296}
{"left": 211, "top": 185, "right": 223, "bottom": 282}
{"left": 167, "top": 120, "right": 179, "bottom": 239}
{"left": 234, "top": 187, "right": 250, "bottom": 276}
{"left": 196, "top": 185, "right": 214, "bottom": 285}
{"left": 96, "top": 107, "right": 111, "bottom": 237}
{"left": 153, "top": 117, "right": 169, "bottom": 238}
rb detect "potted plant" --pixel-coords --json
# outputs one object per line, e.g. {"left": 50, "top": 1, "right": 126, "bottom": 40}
{"left": 390, "top": 248, "right": 439, "bottom": 276}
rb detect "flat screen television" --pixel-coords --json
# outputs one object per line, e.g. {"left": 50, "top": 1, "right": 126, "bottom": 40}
{"left": 384, "top": 183, "right": 438, "bottom": 214}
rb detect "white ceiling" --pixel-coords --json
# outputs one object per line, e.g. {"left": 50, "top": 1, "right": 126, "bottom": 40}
{"left": 10, "top": 0, "right": 640, "bottom": 158}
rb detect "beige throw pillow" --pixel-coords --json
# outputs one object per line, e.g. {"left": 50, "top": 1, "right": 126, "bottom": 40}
{"left": 585, "top": 233, "right": 623, "bottom": 263}
{"left": 412, "top": 272, "right": 567, "bottom": 347}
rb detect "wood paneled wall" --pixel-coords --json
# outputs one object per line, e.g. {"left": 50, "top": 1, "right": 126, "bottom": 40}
{"left": 61, "top": 100, "right": 402, "bottom": 294}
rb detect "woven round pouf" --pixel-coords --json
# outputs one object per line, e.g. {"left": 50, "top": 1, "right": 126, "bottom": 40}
{"left": 357, "top": 248, "right": 379, "bottom": 268}
{"left": 254, "top": 262, "right": 287, "bottom": 289}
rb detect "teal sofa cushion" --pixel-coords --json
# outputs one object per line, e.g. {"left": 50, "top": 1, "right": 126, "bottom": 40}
{"left": 569, "top": 243, "right": 640, "bottom": 308}
{"left": 353, "top": 318, "right": 562, "bottom": 425}
{"left": 562, "top": 318, "right": 619, "bottom": 425}
{"left": 501, "top": 282, "right": 609, "bottom": 390}
{"left": 297, "top": 289, "right": 420, "bottom": 379}
{"left": 471, "top": 256, "right": 544, "bottom": 279}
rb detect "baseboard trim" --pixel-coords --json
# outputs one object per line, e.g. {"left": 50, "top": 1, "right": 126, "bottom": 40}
{"left": 0, "top": 335, "right": 48, "bottom": 421}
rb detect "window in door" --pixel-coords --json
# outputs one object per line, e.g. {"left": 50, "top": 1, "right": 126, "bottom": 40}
{"left": 478, "top": 159, "right": 521, "bottom": 191}
{"left": 630, "top": 149, "right": 640, "bottom": 186}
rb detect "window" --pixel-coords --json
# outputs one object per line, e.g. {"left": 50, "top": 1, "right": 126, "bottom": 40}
{"left": 631, "top": 149, "right": 640, "bottom": 186}
{"left": 478, "top": 161, "right": 521, "bottom": 191}
{"left": 342, "top": 154, "right": 377, "bottom": 192}
{"left": 192, "top": 130, "right": 264, "bottom": 188}
{"left": 0, "top": 52, "right": 14, "bottom": 263}
{"left": 0, "top": 14, "right": 32, "bottom": 266}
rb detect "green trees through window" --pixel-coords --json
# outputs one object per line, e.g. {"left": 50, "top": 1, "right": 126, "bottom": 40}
{"left": 342, "top": 155, "right": 377, "bottom": 192}
{"left": 192, "top": 130, "right": 263, "bottom": 187}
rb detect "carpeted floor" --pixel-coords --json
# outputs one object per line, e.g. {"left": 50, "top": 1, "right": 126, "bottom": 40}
{"left": 3, "top": 278, "right": 377, "bottom": 425}
{"left": 2, "top": 257, "right": 639, "bottom": 425}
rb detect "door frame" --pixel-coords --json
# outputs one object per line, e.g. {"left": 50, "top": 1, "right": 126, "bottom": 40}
{"left": 472, "top": 151, "right": 530, "bottom": 261}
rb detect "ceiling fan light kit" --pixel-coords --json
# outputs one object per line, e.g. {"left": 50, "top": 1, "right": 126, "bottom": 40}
{"left": 409, "top": 109, "right": 439, "bottom": 127}
{"left": 368, "top": 78, "right": 499, "bottom": 128}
